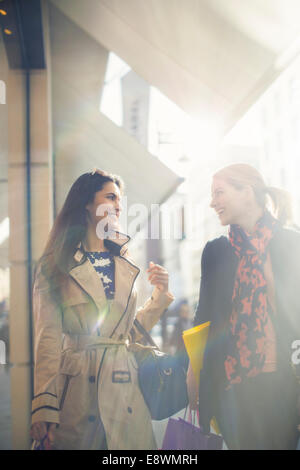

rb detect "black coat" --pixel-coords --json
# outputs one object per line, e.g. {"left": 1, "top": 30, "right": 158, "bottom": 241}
{"left": 193, "top": 226, "right": 300, "bottom": 431}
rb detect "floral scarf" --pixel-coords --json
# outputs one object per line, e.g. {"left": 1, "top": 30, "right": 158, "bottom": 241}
{"left": 224, "top": 211, "right": 279, "bottom": 388}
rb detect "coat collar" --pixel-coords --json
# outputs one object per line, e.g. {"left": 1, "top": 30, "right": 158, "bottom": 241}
{"left": 67, "top": 232, "right": 140, "bottom": 337}
{"left": 73, "top": 231, "right": 131, "bottom": 264}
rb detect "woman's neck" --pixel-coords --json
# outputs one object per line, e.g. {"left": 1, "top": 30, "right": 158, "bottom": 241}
{"left": 237, "top": 206, "right": 264, "bottom": 234}
{"left": 82, "top": 228, "right": 108, "bottom": 252}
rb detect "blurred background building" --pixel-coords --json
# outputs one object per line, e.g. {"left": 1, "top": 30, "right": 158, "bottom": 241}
{"left": 0, "top": 0, "right": 300, "bottom": 449}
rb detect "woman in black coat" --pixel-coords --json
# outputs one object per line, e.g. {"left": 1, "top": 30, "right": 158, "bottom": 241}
{"left": 187, "top": 164, "right": 300, "bottom": 450}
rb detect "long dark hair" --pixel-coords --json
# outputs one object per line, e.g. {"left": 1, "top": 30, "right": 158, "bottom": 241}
{"left": 34, "top": 169, "right": 124, "bottom": 304}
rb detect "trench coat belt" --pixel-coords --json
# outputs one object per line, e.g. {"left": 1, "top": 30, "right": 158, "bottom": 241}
{"left": 62, "top": 333, "right": 129, "bottom": 351}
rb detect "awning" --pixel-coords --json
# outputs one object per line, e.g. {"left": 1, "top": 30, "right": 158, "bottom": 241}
{"left": 51, "top": 0, "right": 300, "bottom": 134}
{"left": 50, "top": 3, "right": 182, "bottom": 224}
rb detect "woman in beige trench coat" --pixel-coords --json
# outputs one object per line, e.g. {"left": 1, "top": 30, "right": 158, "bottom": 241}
{"left": 30, "top": 169, "right": 174, "bottom": 450}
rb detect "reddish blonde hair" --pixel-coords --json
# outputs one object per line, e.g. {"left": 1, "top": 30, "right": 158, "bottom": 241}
{"left": 214, "top": 164, "right": 293, "bottom": 225}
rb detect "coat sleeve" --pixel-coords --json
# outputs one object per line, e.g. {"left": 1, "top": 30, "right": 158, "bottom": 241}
{"left": 129, "top": 287, "right": 174, "bottom": 341}
{"left": 31, "top": 266, "right": 63, "bottom": 425}
{"left": 193, "top": 242, "right": 212, "bottom": 327}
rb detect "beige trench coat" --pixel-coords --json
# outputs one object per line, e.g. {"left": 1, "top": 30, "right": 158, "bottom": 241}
{"left": 31, "top": 234, "right": 174, "bottom": 450}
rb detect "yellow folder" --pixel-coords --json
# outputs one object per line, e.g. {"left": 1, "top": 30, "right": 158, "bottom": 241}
{"left": 182, "top": 322, "right": 211, "bottom": 378}
{"left": 182, "top": 322, "right": 220, "bottom": 435}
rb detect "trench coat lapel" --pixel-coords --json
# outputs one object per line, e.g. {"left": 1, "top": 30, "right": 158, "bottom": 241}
{"left": 67, "top": 234, "right": 140, "bottom": 337}
{"left": 68, "top": 250, "right": 107, "bottom": 312}
{"left": 103, "top": 256, "right": 140, "bottom": 337}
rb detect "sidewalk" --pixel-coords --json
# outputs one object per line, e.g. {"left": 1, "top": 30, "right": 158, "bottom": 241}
{"left": 0, "top": 365, "right": 11, "bottom": 449}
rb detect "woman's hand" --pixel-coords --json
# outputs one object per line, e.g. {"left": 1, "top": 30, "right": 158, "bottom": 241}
{"left": 30, "top": 421, "right": 56, "bottom": 445}
{"left": 186, "top": 362, "right": 199, "bottom": 411}
{"left": 146, "top": 262, "right": 169, "bottom": 293}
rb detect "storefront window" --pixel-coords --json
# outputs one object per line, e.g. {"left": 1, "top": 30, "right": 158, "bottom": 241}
{"left": 0, "top": 31, "right": 11, "bottom": 450}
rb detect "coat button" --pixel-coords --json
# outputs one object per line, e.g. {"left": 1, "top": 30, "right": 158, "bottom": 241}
{"left": 128, "top": 407, "right": 132, "bottom": 414}
{"left": 88, "top": 415, "right": 96, "bottom": 422}
{"left": 89, "top": 376, "right": 96, "bottom": 383}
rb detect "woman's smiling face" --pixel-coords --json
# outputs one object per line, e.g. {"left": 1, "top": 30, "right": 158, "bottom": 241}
{"left": 210, "top": 176, "right": 248, "bottom": 226}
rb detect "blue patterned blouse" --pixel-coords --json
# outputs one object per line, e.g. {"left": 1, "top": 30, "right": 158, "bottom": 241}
{"left": 86, "top": 251, "right": 115, "bottom": 300}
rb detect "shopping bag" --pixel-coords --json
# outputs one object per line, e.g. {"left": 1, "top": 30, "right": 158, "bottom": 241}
{"left": 162, "top": 410, "right": 223, "bottom": 450}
